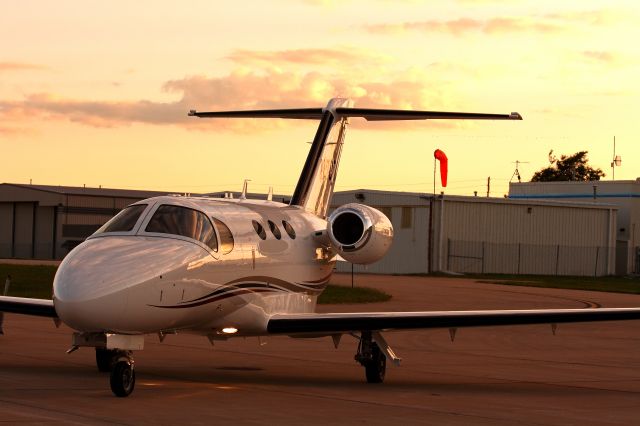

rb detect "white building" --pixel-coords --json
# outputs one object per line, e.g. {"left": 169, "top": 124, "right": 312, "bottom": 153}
{"left": 332, "top": 190, "right": 617, "bottom": 276}
{"left": 510, "top": 178, "right": 640, "bottom": 274}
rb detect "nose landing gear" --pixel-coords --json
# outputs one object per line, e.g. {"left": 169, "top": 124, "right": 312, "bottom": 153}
{"left": 70, "top": 332, "right": 142, "bottom": 397}
{"left": 110, "top": 353, "right": 135, "bottom": 397}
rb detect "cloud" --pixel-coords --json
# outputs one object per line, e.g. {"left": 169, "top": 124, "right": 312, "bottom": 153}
{"left": 0, "top": 62, "right": 50, "bottom": 72}
{"left": 0, "top": 66, "right": 458, "bottom": 132}
{"left": 581, "top": 50, "right": 619, "bottom": 65}
{"left": 365, "top": 10, "right": 617, "bottom": 36}
{"left": 227, "top": 47, "right": 389, "bottom": 67}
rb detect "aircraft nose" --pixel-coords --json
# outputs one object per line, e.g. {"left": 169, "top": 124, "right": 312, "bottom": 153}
{"left": 53, "top": 236, "right": 212, "bottom": 332}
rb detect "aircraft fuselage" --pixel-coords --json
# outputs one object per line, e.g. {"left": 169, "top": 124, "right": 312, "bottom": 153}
{"left": 53, "top": 196, "right": 334, "bottom": 336}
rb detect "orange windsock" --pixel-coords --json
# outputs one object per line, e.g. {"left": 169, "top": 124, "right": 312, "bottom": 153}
{"left": 434, "top": 149, "right": 448, "bottom": 187}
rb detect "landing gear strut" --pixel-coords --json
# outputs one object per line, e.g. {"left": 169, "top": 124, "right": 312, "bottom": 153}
{"left": 109, "top": 351, "right": 135, "bottom": 397}
{"left": 95, "top": 347, "right": 118, "bottom": 372}
{"left": 355, "top": 331, "right": 386, "bottom": 383}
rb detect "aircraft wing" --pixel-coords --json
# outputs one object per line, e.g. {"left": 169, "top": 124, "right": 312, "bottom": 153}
{"left": 267, "top": 307, "right": 640, "bottom": 335}
{"left": 0, "top": 296, "right": 57, "bottom": 318}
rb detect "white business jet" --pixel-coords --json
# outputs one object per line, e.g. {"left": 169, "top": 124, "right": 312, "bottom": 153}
{"left": 2, "top": 98, "right": 640, "bottom": 397}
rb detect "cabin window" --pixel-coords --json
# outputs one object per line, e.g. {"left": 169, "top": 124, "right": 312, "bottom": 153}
{"left": 145, "top": 205, "right": 217, "bottom": 250}
{"left": 212, "top": 217, "right": 234, "bottom": 254}
{"left": 96, "top": 204, "right": 147, "bottom": 233}
{"left": 268, "top": 220, "right": 281, "bottom": 240}
{"left": 252, "top": 220, "right": 267, "bottom": 240}
{"left": 282, "top": 220, "right": 296, "bottom": 239}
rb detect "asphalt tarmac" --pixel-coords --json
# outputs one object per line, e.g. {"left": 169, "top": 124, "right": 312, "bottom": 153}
{"left": 1, "top": 274, "right": 640, "bottom": 425}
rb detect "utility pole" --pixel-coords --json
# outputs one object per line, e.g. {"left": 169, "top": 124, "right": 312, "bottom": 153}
{"left": 486, "top": 176, "right": 490, "bottom": 197}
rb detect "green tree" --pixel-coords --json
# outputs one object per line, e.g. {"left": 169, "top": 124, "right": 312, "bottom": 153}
{"left": 531, "top": 150, "right": 605, "bottom": 182}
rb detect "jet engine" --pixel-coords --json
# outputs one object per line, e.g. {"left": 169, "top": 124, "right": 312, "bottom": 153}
{"left": 327, "top": 203, "right": 393, "bottom": 264}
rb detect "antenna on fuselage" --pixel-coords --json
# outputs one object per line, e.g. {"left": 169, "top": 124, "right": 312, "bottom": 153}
{"left": 240, "top": 179, "right": 251, "bottom": 200}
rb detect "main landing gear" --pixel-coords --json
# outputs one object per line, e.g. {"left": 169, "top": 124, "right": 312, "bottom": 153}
{"left": 95, "top": 348, "right": 136, "bottom": 397}
{"left": 354, "top": 331, "right": 401, "bottom": 384}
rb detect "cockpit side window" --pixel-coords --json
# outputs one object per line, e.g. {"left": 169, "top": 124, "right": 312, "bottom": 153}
{"left": 145, "top": 205, "right": 217, "bottom": 251}
{"left": 212, "top": 217, "right": 234, "bottom": 254}
{"left": 96, "top": 204, "right": 147, "bottom": 234}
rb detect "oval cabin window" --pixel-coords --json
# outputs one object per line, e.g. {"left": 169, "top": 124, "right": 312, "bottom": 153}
{"left": 252, "top": 220, "right": 267, "bottom": 240}
{"left": 268, "top": 220, "right": 281, "bottom": 240}
{"left": 282, "top": 220, "right": 296, "bottom": 239}
{"left": 212, "top": 217, "right": 234, "bottom": 254}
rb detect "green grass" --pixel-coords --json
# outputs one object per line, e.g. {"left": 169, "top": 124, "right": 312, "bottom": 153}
{"left": 318, "top": 284, "right": 392, "bottom": 304}
{"left": 0, "top": 264, "right": 57, "bottom": 299}
{"left": 467, "top": 274, "right": 640, "bottom": 295}
{"left": 0, "top": 264, "right": 392, "bottom": 304}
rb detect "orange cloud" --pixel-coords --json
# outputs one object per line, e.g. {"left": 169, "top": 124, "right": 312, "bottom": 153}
{"left": 0, "top": 67, "right": 458, "bottom": 131}
{"left": 227, "top": 47, "right": 389, "bottom": 67}
{"left": 365, "top": 10, "right": 616, "bottom": 36}
{"left": 581, "top": 50, "right": 619, "bottom": 65}
{"left": 0, "top": 62, "right": 49, "bottom": 72}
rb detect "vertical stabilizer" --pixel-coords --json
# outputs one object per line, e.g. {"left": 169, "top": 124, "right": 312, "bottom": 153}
{"left": 290, "top": 98, "right": 353, "bottom": 218}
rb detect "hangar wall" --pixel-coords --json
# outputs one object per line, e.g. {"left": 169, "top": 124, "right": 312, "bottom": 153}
{"left": 0, "top": 183, "right": 171, "bottom": 260}
{"left": 510, "top": 178, "right": 640, "bottom": 274}
{"left": 332, "top": 190, "right": 616, "bottom": 276}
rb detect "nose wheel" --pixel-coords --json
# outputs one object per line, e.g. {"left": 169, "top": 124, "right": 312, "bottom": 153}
{"left": 109, "top": 352, "right": 136, "bottom": 397}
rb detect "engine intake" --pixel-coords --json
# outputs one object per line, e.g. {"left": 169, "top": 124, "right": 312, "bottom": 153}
{"left": 327, "top": 203, "right": 393, "bottom": 264}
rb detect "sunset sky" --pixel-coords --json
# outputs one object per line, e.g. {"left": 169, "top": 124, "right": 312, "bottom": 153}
{"left": 1, "top": 0, "right": 638, "bottom": 197}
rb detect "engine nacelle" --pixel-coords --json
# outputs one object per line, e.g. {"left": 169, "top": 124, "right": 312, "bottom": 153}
{"left": 327, "top": 203, "right": 393, "bottom": 264}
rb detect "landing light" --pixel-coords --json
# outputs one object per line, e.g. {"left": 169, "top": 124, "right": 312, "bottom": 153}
{"left": 221, "top": 327, "right": 238, "bottom": 334}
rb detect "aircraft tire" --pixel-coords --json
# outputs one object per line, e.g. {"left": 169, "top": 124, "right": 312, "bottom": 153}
{"left": 110, "top": 359, "right": 135, "bottom": 397}
{"left": 365, "top": 343, "right": 386, "bottom": 383}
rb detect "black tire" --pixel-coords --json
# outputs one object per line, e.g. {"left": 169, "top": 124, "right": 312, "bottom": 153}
{"left": 95, "top": 348, "right": 115, "bottom": 372}
{"left": 110, "top": 360, "right": 135, "bottom": 397}
{"left": 365, "top": 343, "right": 386, "bottom": 383}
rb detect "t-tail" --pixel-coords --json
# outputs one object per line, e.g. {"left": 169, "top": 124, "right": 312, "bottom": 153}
{"left": 188, "top": 98, "right": 522, "bottom": 218}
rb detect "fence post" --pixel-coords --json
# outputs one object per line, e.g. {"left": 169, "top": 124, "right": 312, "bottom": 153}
{"left": 447, "top": 238, "right": 451, "bottom": 271}
{"left": 0, "top": 275, "right": 8, "bottom": 335}
{"left": 3, "top": 275, "right": 10, "bottom": 296}
{"left": 594, "top": 246, "right": 600, "bottom": 277}
{"left": 482, "top": 241, "right": 486, "bottom": 274}
{"left": 555, "top": 245, "right": 560, "bottom": 276}
{"left": 517, "top": 243, "right": 521, "bottom": 275}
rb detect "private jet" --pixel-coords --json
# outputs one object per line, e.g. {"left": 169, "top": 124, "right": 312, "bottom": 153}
{"left": 2, "top": 98, "right": 640, "bottom": 397}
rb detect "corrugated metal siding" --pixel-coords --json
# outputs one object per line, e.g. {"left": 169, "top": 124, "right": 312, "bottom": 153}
{"left": 333, "top": 190, "right": 615, "bottom": 276}
{"left": 67, "top": 195, "right": 115, "bottom": 209}
{"left": 442, "top": 200, "right": 610, "bottom": 246}
{"left": 0, "top": 203, "right": 13, "bottom": 257}
{"left": 335, "top": 206, "right": 431, "bottom": 274}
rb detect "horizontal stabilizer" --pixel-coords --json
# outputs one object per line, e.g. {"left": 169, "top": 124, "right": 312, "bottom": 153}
{"left": 267, "top": 307, "right": 640, "bottom": 335}
{"left": 188, "top": 108, "right": 324, "bottom": 120}
{"left": 189, "top": 106, "right": 522, "bottom": 121}
{"left": 0, "top": 296, "right": 57, "bottom": 318}
{"left": 335, "top": 108, "right": 522, "bottom": 121}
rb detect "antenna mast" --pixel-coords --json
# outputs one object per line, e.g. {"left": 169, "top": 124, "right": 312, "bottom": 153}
{"left": 611, "top": 136, "right": 621, "bottom": 180}
{"left": 510, "top": 160, "right": 529, "bottom": 183}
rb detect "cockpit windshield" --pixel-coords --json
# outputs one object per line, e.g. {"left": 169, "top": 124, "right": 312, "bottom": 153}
{"left": 145, "top": 205, "right": 217, "bottom": 251}
{"left": 95, "top": 204, "right": 147, "bottom": 234}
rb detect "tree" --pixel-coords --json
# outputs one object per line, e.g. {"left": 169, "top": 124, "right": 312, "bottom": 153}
{"left": 531, "top": 150, "right": 605, "bottom": 182}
